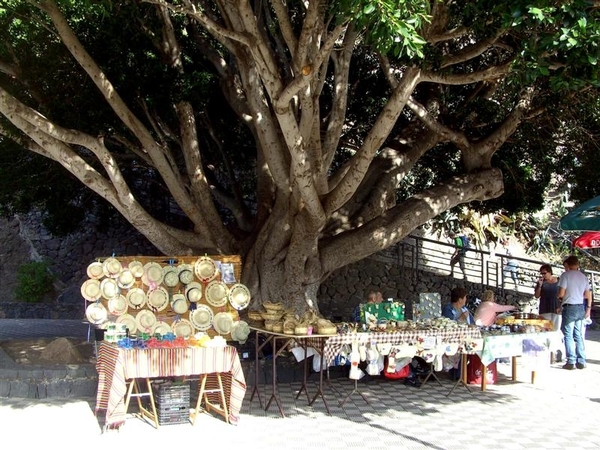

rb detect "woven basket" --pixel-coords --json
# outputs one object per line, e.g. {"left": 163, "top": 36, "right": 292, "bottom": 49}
{"left": 317, "top": 326, "right": 337, "bottom": 335}
{"left": 247, "top": 310, "right": 264, "bottom": 321}
{"left": 261, "top": 311, "right": 284, "bottom": 321}
{"left": 272, "top": 322, "right": 284, "bottom": 333}
{"left": 294, "top": 326, "right": 309, "bottom": 335}
{"left": 263, "top": 301, "right": 284, "bottom": 311}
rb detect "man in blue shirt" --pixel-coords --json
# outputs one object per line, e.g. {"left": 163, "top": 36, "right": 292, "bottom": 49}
{"left": 442, "top": 287, "right": 474, "bottom": 324}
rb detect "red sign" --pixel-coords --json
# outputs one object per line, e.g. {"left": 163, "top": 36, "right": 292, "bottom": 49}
{"left": 573, "top": 232, "right": 600, "bottom": 249}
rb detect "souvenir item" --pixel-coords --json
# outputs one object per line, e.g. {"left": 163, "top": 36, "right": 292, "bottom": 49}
{"left": 126, "top": 287, "right": 147, "bottom": 309}
{"left": 81, "top": 279, "right": 102, "bottom": 301}
{"left": 190, "top": 305, "right": 214, "bottom": 331}
{"left": 213, "top": 312, "right": 234, "bottom": 335}
{"left": 228, "top": 283, "right": 251, "bottom": 310}
{"left": 194, "top": 256, "right": 219, "bottom": 283}
{"left": 86, "top": 261, "right": 104, "bottom": 280}
{"left": 100, "top": 278, "right": 120, "bottom": 299}
{"left": 86, "top": 302, "right": 108, "bottom": 325}
{"left": 108, "top": 294, "right": 128, "bottom": 316}
{"left": 142, "top": 262, "right": 164, "bottom": 286}
{"left": 147, "top": 286, "right": 169, "bottom": 312}
{"left": 129, "top": 260, "right": 144, "bottom": 278}
{"left": 205, "top": 281, "right": 229, "bottom": 307}
{"left": 102, "top": 257, "right": 123, "bottom": 278}
{"left": 185, "top": 282, "right": 203, "bottom": 303}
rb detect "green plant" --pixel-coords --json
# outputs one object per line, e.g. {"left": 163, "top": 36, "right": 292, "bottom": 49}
{"left": 15, "top": 261, "right": 55, "bottom": 303}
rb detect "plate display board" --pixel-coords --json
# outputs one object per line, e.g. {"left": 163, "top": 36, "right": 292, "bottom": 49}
{"left": 413, "top": 293, "right": 442, "bottom": 320}
{"left": 82, "top": 255, "right": 246, "bottom": 339}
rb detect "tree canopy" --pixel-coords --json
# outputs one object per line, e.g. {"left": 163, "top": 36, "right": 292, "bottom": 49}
{"left": 1, "top": 0, "right": 600, "bottom": 312}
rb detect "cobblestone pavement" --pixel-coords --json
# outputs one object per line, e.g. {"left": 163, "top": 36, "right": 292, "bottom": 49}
{"left": 1, "top": 319, "right": 599, "bottom": 450}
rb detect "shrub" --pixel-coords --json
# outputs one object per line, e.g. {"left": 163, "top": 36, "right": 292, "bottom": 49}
{"left": 15, "top": 261, "right": 55, "bottom": 303}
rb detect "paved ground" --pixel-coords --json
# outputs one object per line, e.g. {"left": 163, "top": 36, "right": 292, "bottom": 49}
{"left": 1, "top": 319, "right": 599, "bottom": 449}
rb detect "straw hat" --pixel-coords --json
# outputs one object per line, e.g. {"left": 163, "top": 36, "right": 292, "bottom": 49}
{"left": 230, "top": 320, "right": 250, "bottom": 343}
{"left": 128, "top": 260, "right": 144, "bottom": 278}
{"left": 170, "top": 293, "right": 189, "bottom": 315}
{"left": 142, "top": 262, "right": 164, "bottom": 286}
{"left": 147, "top": 286, "right": 169, "bottom": 312}
{"left": 177, "top": 264, "right": 194, "bottom": 285}
{"left": 86, "top": 302, "right": 108, "bottom": 325}
{"left": 185, "top": 282, "right": 203, "bottom": 303}
{"left": 194, "top": 256, "right": 219, "bottom": 283}
{"left": 126, "top": 287, "right": 147, "bottom": 309}
{"left": 108, "top": 294, "right": 128, "bottom": 316}
{"left": 117, "top": 269, "right": 135, "bottom": 289}
{"left": 163, "top": 266, "right": 179, "bottom": 288}
{"left": 135, "top": 310, "right": 157, "bottom": 332}
{"left": 151, "top": 321, "right": 172, "bottom": 336}
{"left": 81, "top": 279, "right": 102, "bottom": 302}
{"left": 205, "top": 281, "right": 229, "bottom": 307}
{"left": 102, "top": 257, "right": 123, "bottom": 278}
{"left": 228, "top": 283, "right": 251, "bottom": 310}
{"left": 86, "top": 261, "right": 104, "bottom": 280}
{"left": 213, "top": 312, "right": 234, "bottom": 335}
{"left": 100, "top": 278, "right": 120, "bottom": 299}
{"left": 190, "top": 305, "right": 214, "bottom": 331}
{"left": 116, "top": 313, "right": 136, "bottom": 334}
{"left": 172, "top": 318, "right": 194, "bottom": 338}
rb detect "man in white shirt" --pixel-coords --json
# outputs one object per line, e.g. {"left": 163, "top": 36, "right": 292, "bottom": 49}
{"left": 557, "top": 255, "right": 592, "bottom": 370}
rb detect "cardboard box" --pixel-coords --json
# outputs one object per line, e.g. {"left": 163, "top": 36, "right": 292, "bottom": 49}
{"left": 360, "top": 302, "right": 405, "bottom": 323}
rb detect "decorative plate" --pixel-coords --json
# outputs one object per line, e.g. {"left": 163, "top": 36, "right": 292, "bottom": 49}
{"left": 194, "top": 256, "right": 219, "bottom": 283}
{"left": 108, "top": 294, "right": 128, "bottom": 316}
{"left": 100, "top": 278, "right": 120, "bottom": 299}
{"left": 147, "top": 286, "right": 169, "bottom": 312}
{"left": 228, "top": 283, "right": 251, "bottom": 310}
{"left": 126, "top": 287, "right": 147, "bottom": 309}
{"left": 81, "top": 279, "right": 102, "bottom": 301}
{"left": 205, "top": 281, "right": 229, "bottom": 307}
{"left": 190, "top": 305, "right": 214, "bottom": 331}
{"left": 86, "top": 261, "right": 104, "bottom": 280}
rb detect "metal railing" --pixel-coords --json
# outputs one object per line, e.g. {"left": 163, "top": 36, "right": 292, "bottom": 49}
{"left": 380, "top": 234, "right": 600, "bottom": 304}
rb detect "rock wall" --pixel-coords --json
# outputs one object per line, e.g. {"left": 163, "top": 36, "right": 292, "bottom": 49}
{"left": 0, "top": 213, "right": 533, "bottom": 320}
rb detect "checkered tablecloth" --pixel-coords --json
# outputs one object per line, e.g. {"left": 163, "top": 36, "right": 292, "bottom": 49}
{"left": 95, "top": 343, "right": 246, "bottom": 427}
{"left": 323, "top": 328, "right": 483, "bottom": 365}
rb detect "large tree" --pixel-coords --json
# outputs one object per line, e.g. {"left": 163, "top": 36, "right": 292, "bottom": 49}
{"left": 1, "top": 0, "right": 599, "bottom": 312}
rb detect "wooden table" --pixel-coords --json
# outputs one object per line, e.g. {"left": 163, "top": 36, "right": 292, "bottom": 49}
{"left": 95, "top": 343, "right": 246, "bottom": 428}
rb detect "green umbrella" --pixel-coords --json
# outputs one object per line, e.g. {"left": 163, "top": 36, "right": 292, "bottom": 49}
{"left": 560, "top": 196, "right": 600, "bottom": 231}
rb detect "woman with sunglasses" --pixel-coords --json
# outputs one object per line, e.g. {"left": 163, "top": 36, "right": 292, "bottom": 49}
{"left": 534, "top": 264, "right": 562, "bottom": 336}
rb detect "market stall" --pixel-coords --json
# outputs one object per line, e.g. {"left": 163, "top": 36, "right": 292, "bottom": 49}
{"left": 85, "top": 254, "right": 251, "bottom": 428}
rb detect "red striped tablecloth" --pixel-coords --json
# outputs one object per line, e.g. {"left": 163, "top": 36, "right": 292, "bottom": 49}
{"left": 95, "top": 343, "right": 246, "bottom": 426}
{"left": 323, "top": 328, "right": 483, "bottom": 365}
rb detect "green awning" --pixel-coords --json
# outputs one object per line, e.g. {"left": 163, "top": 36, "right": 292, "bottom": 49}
{"left": 560, "top": 196, "right": 600, "bottom": 231}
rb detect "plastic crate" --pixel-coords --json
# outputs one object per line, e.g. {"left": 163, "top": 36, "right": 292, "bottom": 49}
{"left": 153, "top": 382, "right": 190, "bottom": 407}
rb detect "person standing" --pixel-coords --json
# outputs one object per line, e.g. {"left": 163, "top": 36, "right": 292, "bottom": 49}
{"left": 534, "top": 264, "right": 561, "bottom": 332}
{"left": 557, "top": 255, "right": 592, "bottom": 370}
{"left": 449, "top": 232, "right": 467, "bottom": 278}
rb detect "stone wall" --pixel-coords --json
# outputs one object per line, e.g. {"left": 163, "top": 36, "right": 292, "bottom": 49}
{"left": 317, "top": 257, "right": 534, "bottom": 321}
{"left": 0, "top": 213, "right": 533, "bottom": 320}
